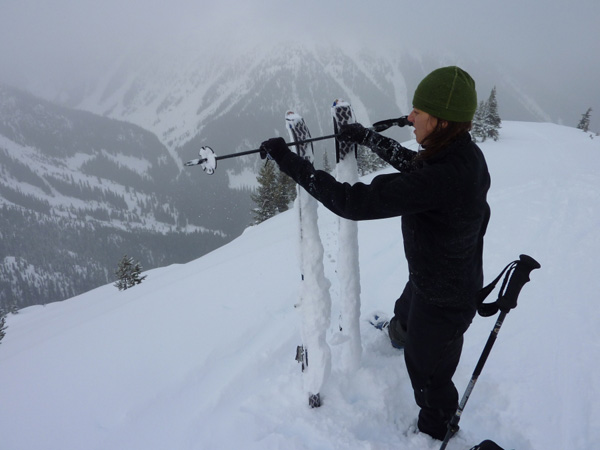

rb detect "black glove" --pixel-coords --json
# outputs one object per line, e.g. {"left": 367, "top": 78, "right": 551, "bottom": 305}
{"left": 259, "top": 137, "right": 289, "bottom": 162}
{"left": 337, "top": 123, "right": 372, "bottom": 145}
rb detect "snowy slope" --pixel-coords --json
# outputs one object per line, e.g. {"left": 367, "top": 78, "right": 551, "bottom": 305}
{"left": 1, "top": 122, "right": 599, "bottom": 450}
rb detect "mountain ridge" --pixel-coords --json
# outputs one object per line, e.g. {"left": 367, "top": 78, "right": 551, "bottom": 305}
{"left": 0, "top": 44, "right": 565, "bottom": 309}
{"left": 0, "top": 84, "right": 234, "bottom": 310}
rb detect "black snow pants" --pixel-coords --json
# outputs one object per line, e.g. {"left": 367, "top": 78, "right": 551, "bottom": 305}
{"left": 394, "top": 282, "right": 475, "bottom": 440}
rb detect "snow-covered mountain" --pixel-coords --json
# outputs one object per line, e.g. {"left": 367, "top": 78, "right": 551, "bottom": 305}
{"left": 71, "top": 44, "right": 417, "bottom": 175}
{"left": 60, "top": 43, "right": 554, "bottom": 169}
{"left": 1, "top": 122, "right": 598, "bottom": 450}
{"left": 0, "top": 85, "right": 235, "bottom": 309}
{"left": 0, "top": 43, "right": 569, "bottom": 310}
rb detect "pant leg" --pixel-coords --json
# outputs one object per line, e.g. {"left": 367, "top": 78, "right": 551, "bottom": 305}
{"left": 393, "top": 281, "right": 412, "bottom": 331}
{"left": 403, "top": 294, "right": 474, "bottom": 440}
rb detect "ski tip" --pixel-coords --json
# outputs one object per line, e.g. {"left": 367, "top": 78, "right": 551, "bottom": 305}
{"left": 332, "top": 99, "right": 350, "bottom": 108}
{"left": 285, "top": 111, "right": 303, "bottom": 124}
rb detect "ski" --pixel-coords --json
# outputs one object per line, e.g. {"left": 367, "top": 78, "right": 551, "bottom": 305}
{"left": 331, "top": 99, "right": 362, "bottom": 371}
{"left": 332, "top": 99, "right": 358, "bottom": 163}
{"left": 285, "top": 111, "right": 332, "bottom": 409}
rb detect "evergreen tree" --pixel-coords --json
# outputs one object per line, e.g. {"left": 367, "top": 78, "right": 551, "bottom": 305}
{"left": 472, "top": 87, "right": 501, "bottom": 142}
{"left": 0, "top": 308, "right": 8, "bottom": 345}
{"left": 472, "top": 100, "right": 488, "bottom": 142}
{"left": 357, "top": 146, "right": 388, "bottom": 176}
{"left": 275, "top": 170, "right": 296, "bottom": 213}
{"left": 485, "top": 86, "right": 502, "bottom": 141}
{"left": 577, "top": 107, "right": 592, "bottom": 132}
{"left": 322, "top": 151, "right": 333, "bottom": 174}
{"left": 251, "top": 161, "right": 288, "bottom": 225}
{"left": 114, "top": 255, "right": 147, "bottom": 291}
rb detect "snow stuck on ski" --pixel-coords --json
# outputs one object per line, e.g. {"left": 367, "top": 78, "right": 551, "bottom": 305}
{"left": 331, "top": 99, "right": 362, "bottom": 372}
{"left": 285, "top": 111, "right": 332, "bottom": 407}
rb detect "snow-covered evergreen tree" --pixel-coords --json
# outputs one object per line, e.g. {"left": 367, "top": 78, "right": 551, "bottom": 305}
{"left": 114, "top": 255, "right": 147, "bottom": 291}
{"left": 471, "top": 100, "right": 487, "bottom": 142}
{"left": 472, "top": 87, "right": 501, "bottom": 142}
{"left": 485, "top": 86, "right": 502, "bottom": 141}
{"left": 251, "top": 161, "right": 280, "bottom": 225}
{"left": 251, "top": 161, "right": 295, "bottom": 225}
{"left": 357, "top": 145, "right": 388, "bottom": 176}
{"left": 276, "top": 170, "right": 296, "bottom": 213}
{"left": 577, "top": 107, "right": 592, "bottom": 132}
{"left": 322, "top": 151, "right": 332, "bottom": 174}
{"left": 0, "top": 308, "right": 7, "bottom": 345}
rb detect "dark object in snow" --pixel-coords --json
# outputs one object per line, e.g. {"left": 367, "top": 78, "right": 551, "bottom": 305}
{"left": 468, "top": 440, "right": 505, "bottom": 450}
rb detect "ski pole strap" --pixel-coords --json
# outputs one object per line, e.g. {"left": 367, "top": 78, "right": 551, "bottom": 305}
{"left": 477, "top": 254, "right": 541, "bottom": 317}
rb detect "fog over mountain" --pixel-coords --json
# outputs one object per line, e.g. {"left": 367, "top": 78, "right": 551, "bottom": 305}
{"left": 1, "top": 0, "right": 598, "bottom": 130}
{"left": 0, "top": 0, "right": 598, "bottom": 308}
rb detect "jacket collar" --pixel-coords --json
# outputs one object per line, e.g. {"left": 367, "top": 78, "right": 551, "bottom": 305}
{"left": 424, "top": 132, "right": 472, "bottom": 165}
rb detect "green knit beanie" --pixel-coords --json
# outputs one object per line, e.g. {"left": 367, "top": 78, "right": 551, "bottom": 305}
{"left": 412, "top": 66, "right": 477, "bottom": 122}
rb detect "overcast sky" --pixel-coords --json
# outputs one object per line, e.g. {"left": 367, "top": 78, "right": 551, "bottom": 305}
{"left": 1, "top": 0, "right": 598, "bottom": 116}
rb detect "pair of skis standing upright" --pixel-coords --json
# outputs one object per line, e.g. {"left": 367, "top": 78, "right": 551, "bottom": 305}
{"left": 183, "top": 100, "right": 373, "bottom": 406}
{"left": 287, "top": 100, "right": 361, "bottom": 409}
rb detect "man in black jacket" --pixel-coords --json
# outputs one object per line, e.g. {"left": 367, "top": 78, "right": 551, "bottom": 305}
{"left": 261, "top": 66, "right": 490, "bottom": 441}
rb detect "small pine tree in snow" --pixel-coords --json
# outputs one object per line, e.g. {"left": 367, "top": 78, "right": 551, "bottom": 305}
{"left": 472, "top": 87, "right": 501, "bottom": 142}
{"left": 251, "top": 160, "right": 281, "bottom": 225}
{"left": 577, "top": 107, "right": 592, "bottom": 132}
{"left": 0, "top": 308, "right": 7, "bottom": 345}
{"left": 322, "top": 151, "right": 333, "bottom": 174}
{"left": 485, "top": 87, "right": 502, "bottom": 141}
{"left": 251, "top": 161, "right": 295, "bottom": 225}
{"left": 472, "top": 100, "right": 488, "bottom": 142}
{"left": 114, "top": 255, "right": 147, "bottom": 291}
{"left": 276, "top": 170, "right": 297, "bottom": 212}
{"left": 357, "top": 145, "right": 388, "bottom": 176}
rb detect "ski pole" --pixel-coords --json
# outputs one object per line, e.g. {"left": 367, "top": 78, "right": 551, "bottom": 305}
{"left": 183, "top": 116, "right": 412, "bottom": 173}
{"left": 439, "top": 254, "right": 540, "bottom": 450}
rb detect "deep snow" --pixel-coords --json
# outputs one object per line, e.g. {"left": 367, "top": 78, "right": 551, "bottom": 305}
{"left": 1, "top": 121, "right": 599, "bottom": 450}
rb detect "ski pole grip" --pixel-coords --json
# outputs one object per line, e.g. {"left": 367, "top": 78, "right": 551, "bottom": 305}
{"left": 371, "top": 116, "right": 413, "bottom": 132}
{"left": 498, "top": 254, "right": 540, "bottom": 312}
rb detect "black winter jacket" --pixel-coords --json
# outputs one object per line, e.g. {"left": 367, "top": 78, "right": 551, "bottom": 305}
{"left": 274, "top": 132, "right": 491, "bottom": 309}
